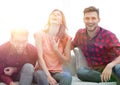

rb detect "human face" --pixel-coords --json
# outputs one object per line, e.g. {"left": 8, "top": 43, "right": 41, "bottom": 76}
{"left": 11, "top": 34, "right": 28, "bottom": 54}
{"left": 84, "top": 12, "right": 100, "bottom": 32}
{"left": 49, "top": 11, "right": 62, "bottom": 25}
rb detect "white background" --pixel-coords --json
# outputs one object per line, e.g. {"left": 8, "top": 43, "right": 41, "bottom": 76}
{"left": 0, "top": 0, "right": 120, "bottom": 45}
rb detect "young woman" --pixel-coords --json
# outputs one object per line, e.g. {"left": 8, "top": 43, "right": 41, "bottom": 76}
{"left": 34, "top": 9, "right": 72, "bottom": 85}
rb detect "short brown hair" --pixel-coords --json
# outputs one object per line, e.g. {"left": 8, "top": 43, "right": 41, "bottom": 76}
{"left": 84, "top": 6, "right": 99, "bottom": 17}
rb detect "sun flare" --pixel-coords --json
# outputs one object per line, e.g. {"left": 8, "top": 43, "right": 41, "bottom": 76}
{"left": 0, "top": 0, "right": 120, "bottom": 45}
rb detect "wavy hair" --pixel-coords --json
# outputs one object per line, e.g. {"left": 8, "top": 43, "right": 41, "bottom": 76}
{"left": 43, "top": 9, "right": 67, "bottom": 40}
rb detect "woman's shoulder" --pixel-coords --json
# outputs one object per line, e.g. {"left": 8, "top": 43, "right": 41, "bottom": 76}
{"left": 34, "top": 30, "right": 45, "bottom": 38}
{"left": 34, "top": 30, "right": 44, "bottom": 36}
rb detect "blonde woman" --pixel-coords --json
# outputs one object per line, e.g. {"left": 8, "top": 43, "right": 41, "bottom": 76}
{"left": 34, "top": 9, "right": 72, "bottom": 85}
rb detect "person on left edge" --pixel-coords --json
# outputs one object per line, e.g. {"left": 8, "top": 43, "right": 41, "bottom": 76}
{"left": 0, "top": 28, "right": 41, "bottom": 85}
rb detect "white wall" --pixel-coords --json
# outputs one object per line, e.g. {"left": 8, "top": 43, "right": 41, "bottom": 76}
{"left": 0, "top": 0, "right": 120, "bottom": 45}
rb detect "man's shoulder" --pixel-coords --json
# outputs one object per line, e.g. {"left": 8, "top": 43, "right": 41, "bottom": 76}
{"left": 0, "top": 42, "right": 10, "bottom": 55}
{"left": 27, "top": 43, "right": 36, "bottom": 49}
{"left": 26, "top": 43, "right": 38, "bottom": 57}
{"left": 34, "top": 31, "right": 45, "bottom": 40}
{"left": 0, "top": 42, "right": 10, "bottom": 49}
{"left": 100, "top": 27, "right": 115, "bottom": 35}
{"left": 34, "top": 30, "right": 44, "bottom": 36}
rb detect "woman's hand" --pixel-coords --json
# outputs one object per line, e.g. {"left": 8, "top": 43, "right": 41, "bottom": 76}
{"left": 47, "top": 75, "right": 57, "bottom": 85}
{"left": 50, "top": 36, "right": 59, "bottom": 51}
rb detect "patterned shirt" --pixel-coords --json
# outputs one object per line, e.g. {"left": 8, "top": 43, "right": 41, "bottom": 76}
{"left": 0, "top": 42, "right": 38, "bottom": 85}
{"left": 72, "top": 26, "right": 120, "bottom": 69}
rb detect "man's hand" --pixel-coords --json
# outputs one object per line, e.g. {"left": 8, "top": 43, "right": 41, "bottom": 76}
{"left": 4, "top": 67, "right": 17, "bottom": 76}
{"left": 101, "top": 63, "right": 114, "bottom": 82}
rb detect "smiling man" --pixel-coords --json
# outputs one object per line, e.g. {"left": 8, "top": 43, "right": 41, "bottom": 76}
{"left": 72, "top": 6, "right": 120, "bottom": 85}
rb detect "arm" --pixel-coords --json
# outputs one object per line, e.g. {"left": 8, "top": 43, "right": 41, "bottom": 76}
{"left": 0, "top": 74, "right": 13, "bottom": 85}
{"left": 101, "top": 55, "right": 120, "bottom": 82}
{"left": 110, "top": 55, "right": 120, "bottom": 66}
{"left": 34, "top": 32, "right": 51, "bottom": 77}
{"left": 0, "top": 65, "right": 16, "bottom": 85}
{"left": 0, "top": 48, "right": 13, "bottom": 85}
{"left": 106, "top": 33, "right": 120, "bottom": 67}
{"left": 34, "top": 32, "right": 57, "bottom": 85}
{"left": 101, "top": 33, "right": 120, "bottom": 82}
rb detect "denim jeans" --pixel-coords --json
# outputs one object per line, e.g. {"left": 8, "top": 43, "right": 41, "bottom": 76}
{"left": 77, "top": 64, "right": 120, "bottom": 84}
{"left": 33, "top": 70, "right": 49, "bottom": 85}
{"left": 19, "top": 63, "right": 34, "bottom": 85}
{"left": 51, "top": 72, "right": 72, "bottom": 85}
{"left": 34, "top": 70, "right": 72, "bottom": 85}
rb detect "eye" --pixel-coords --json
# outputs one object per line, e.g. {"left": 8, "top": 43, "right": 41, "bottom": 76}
{"left": 85, "top": 17, "right": 97, "bottom": 21}
{"left": 85, "top": 17, "right": 90, "bottom": 21}
{"left": 92, "top": 17, "right": 96, "bottom": 20}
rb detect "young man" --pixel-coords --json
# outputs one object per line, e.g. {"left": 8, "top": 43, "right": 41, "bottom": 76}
{"left": 72, "top": 6, "right": 120, "bottom": 84}
{"left": 0, "top": 29, "right": 40, "bottom": 85}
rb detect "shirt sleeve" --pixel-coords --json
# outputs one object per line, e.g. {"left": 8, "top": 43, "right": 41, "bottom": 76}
{"left": 0, "top": 74, "right": 13, "bottom": 85}
{"left": 0, "top": 43, "right": 13, "bottom": 84}
{"left": 0, "top": 64, "right": 17, "bottom": 85}
{"left": 72, "top": 29, "right": 81, "bottom": 48}
{"left": 0, "top": 64, "right": 5, "bottom": 74}
{"left": 106, "top": 33, "right": 120, "bottom": 56}
{"left": 0, "top": 64, "right": 13, "bottom": 85}
{"left": 111, "top": 36, "right": 120, "bottom": 56}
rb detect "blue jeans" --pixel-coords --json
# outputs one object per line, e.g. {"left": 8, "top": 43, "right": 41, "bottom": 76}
{"left": 34, "top": 70, "right": 72, "bottom": 85}
{"left": 33, "top": 70, "right": 49, "bottom": 85}
{"left": 19, "top": 63, "right": 34, "bottom": 85}
{"left": 77, "top": 64, "right": 120, "bottom": 83}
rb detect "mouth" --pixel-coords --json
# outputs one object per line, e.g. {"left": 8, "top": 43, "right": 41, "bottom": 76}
{"left": 87, "top": 23, "right": 94, "bottom": 26}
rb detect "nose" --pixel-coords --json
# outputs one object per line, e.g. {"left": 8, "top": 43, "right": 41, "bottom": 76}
{"left": 88, "top": 18, "right": 93, "bottom": 23}
{"left": 53, "top": 13, "right": 57, "bottom": 16}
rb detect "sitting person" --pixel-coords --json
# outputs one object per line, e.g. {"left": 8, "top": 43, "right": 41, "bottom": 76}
{"left": 34, "top": 9, "right": 72, "bottom": 85}
{"left": 72, "top": 6, "right": 120, "bottom": 84}
{"left": 0, "top": 28, "right": 41, "bottom": 85}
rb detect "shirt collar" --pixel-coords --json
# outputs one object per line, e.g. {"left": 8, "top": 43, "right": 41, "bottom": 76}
{"left": 9, "top": 42, "right": 27, "bottom": 56}
{"left": 86, "top": 26, "right": 101, "bottom": 40}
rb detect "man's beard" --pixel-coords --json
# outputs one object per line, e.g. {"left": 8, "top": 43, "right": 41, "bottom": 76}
{"left": 86, "top": 26, "right": 97, "bottom": 32}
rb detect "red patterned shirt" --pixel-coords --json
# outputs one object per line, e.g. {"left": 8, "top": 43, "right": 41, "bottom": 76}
{"left": 72, "top": 27, "right": 120, "bottom": 69}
